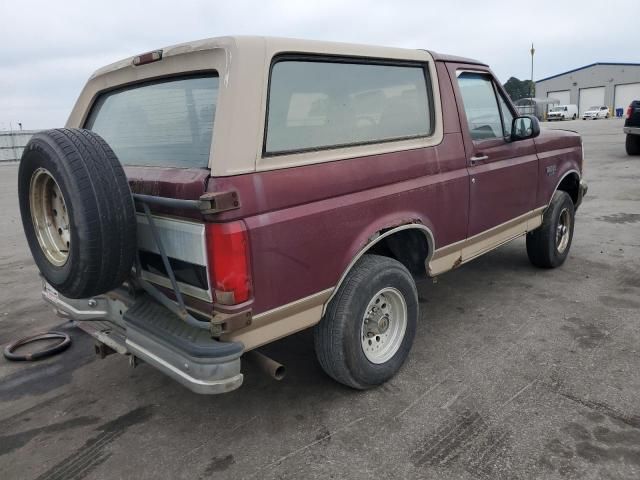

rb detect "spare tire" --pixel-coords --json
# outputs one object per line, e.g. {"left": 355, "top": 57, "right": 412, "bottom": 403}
{"left": 18, "top": 128, "right": 136, "bottom": 299}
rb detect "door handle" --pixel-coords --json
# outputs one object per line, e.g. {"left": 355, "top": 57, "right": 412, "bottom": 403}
{"left": 469, "top": 155, "right": 488, "bottom": 166}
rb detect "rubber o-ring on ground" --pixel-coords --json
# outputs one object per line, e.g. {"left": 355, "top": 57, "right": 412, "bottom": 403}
{"left": 3, "top": 331, "right": 71, "bottom": 361}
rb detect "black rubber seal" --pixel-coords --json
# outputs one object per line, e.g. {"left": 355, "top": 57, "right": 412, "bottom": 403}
{"left": 3, "top": 331, "right": 71, "bottom": 361}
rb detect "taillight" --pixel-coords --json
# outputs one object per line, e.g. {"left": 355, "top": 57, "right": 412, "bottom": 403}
{"left": 627, "top": 105, "right": 633, "bottom": 119}
{"left": 205, "top": 222, "right": 251, "bottom": 305}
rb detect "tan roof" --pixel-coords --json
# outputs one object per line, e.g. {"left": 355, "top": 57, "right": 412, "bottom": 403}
{"left": 90, "top": 35, "right": 440, "bottom": 79}
{"left": 68, "top": 35, "right": 446, "bottom": 176}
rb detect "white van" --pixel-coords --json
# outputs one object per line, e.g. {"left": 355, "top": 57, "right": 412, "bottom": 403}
{"left": 548, "top": 105, "right": 578, "bottom": 121}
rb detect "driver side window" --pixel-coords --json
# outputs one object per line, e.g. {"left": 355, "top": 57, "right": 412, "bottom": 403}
{"left": 457, "top": 71, "right": 513, "bottom": 140}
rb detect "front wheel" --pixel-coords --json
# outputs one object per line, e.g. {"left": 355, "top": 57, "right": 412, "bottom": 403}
{"left": 314, "top": 255, "right": 418, "bottom": 389}
{"left": 526, "top": 191, "right": 575, "bottom": 268}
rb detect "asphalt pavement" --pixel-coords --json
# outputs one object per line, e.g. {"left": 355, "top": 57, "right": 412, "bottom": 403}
{"left": 0, "top": 118, "right": 638, "bottom": 479}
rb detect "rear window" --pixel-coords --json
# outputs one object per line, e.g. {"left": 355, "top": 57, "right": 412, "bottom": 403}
{"left": 86, "top": 75, "right": 218, "bottom": 168}
{"left": 265, "top": 59, "right": 432, "bottom": 154}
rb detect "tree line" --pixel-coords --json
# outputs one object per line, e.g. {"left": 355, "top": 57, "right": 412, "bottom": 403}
{"left": 503, "top": 77, "right": 535, "bottom": 101}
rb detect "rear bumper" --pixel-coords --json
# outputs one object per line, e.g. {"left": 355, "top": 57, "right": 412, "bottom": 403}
{"left": 624, "top": 126, "right": 640, "bottom": 135}
{"left": 42, "top": 282, "right": 244, "bottom": 395}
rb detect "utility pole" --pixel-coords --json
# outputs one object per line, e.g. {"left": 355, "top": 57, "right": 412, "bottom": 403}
{"left": 530, "top": 43, "right": 535, "bottom": 99}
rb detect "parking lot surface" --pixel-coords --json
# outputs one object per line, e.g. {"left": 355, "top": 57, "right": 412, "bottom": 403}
{"left": 1, "top": 118, "right": 639, "bottom": 479}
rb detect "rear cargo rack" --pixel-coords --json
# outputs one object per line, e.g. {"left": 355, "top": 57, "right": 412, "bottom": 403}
{"left": 132, "top": 193, "right": 210, "bottom": 331}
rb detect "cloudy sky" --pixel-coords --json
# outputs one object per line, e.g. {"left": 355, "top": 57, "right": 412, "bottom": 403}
{"left": 1, "top": 0, "right": 637, "bottom": 130}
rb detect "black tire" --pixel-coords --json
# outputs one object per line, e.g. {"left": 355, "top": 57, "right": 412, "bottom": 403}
{"left": 18, "top": 128, "right": 136, "bottom": 299}
{"left": 626, "top": 134, "right": 640, "bottom": 155}
{"left": 314, "top": 254, "right": 418, "bottom": 389}
{"left": 526, "top": 191, "right": 575, "bottom": 268}
{"left": 572, "top": 114, "right": 576, "bottom": 120}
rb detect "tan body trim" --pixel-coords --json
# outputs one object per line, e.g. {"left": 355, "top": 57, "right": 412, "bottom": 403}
{"left": 428, "top": 207, "right": 545, "bottom": 276}
{"left": 221, "top": 288, "right": 332, "bottom": 351}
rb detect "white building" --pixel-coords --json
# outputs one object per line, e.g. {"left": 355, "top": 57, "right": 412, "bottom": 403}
{"left": 535, "top": 63, "right": 640, "bottom": 116}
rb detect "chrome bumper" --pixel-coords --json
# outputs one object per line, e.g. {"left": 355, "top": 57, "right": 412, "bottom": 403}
{"left": 42, "top": 282, "right": 244, "bottom": 395}
{"left": 624, "top": 126, "right": 640, "bottom": 135}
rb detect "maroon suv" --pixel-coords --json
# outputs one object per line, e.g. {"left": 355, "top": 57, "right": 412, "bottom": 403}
{"left": 18, "top": 36, "right": 587, "bottom": 394}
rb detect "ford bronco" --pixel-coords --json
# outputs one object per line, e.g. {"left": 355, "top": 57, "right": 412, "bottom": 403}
{"left": 18, "top": 36, "right": 587, "bottom": 394}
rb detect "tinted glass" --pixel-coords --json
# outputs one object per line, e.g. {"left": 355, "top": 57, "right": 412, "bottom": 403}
{"left": 457, "top": 72, "right": 503, "bottom": 140}
{"left": 265, "top": 60, "right": 431, "bottom": 153}
{"left": 86, "top": 76, "right": 219, "bottom": 168}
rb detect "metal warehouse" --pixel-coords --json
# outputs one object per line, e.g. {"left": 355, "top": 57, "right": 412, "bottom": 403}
{"left": 535, "top": 62, "right": 640, "bottom": 116}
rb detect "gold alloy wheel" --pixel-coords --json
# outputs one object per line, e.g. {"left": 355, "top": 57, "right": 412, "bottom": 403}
{"left": 556, "top": 207, "right": 571, "bottom": 254}
{"left": 29, "top": 168, "right": 71, "bottom": 266}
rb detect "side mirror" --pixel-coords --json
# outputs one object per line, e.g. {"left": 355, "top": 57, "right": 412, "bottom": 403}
{"left": 511, "top": 115, "right": 540, "bottom": 141}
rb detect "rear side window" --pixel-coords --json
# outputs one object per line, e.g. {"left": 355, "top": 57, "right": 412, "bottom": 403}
{"left": 265, "top": 59, "right": 432, "bottom": 154}
{"left": 86, "top": 75, "right": 218, "bottom": 168}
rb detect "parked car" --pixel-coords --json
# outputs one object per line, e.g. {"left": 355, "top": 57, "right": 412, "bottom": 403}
{"left": 624, "top": 100, "right": 640, "bottom": 155}
{"left": 18, "top": 36, "right": 587, "bottom": 394}
{"left": 582, "top": 105, "right": 610, "bottom": 120}
{"left": 547, "top": 105, "right": 578, "bottom": 121}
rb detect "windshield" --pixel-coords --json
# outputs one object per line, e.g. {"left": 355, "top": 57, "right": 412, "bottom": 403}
{"left": 85, "top": 75, "right": 219, "bottom": 168}
{"left": 551, "top": 107, "right": 564, "bottom": 112}
{"left": 588, "top": 106, "right": 599, "bottom": 111}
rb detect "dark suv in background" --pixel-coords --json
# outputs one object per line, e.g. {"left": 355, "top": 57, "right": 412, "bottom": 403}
{"left": 624, "top": 100, "right": 640, "bottom": 155}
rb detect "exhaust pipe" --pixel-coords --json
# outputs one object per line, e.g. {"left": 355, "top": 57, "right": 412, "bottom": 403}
{"left": 245, "top": 350, "right": 286, "bottom": 380}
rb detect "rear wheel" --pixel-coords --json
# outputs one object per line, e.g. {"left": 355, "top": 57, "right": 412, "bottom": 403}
{"left": 526, "top": 191, "right": 575, "bottom": 268}
{"left": 314, "top": 255, "right": 418, "bottom": 389}
{"left": 626, "top": 134, "right": 640, "bottom": 155}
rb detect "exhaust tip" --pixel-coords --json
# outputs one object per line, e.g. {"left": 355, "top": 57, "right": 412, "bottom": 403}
{"left": 273, "top": 365, "right": 286, "bottom": 381}
{"left": 246, "top": 350, "right": 286, "bottom": 381}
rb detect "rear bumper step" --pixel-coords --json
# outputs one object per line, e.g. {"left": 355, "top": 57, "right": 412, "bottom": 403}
{"left": 124, "top": 297, "right": 244, "bottom": 394}
{"left": 43, "top": 284, "right": 245, "bottom": 395}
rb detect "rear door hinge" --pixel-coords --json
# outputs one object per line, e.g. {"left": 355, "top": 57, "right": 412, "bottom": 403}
{"left": 199, "top": 191, "right": 240, "bottom": 214}
{"left": 210, "top": 309, "right": 252, "bottom": 337}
